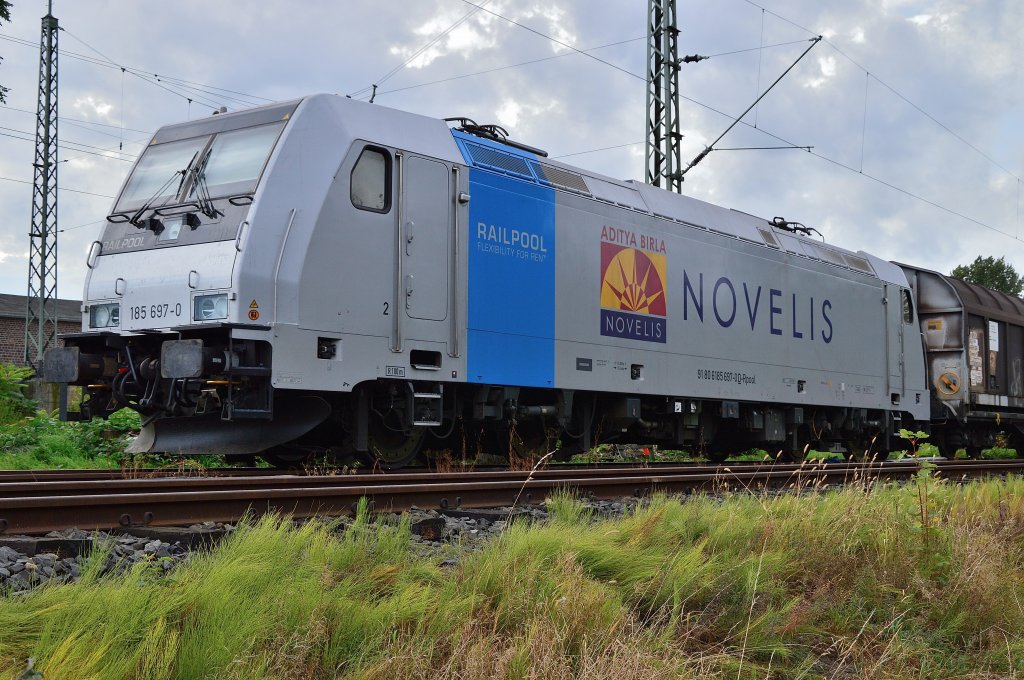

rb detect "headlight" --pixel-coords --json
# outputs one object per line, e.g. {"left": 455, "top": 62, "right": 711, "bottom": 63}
{"left": 89, "top": 302, "right": 120, "bottom": 328}
{"left": 193, "top": 293, "right": 228, "bottom": 321}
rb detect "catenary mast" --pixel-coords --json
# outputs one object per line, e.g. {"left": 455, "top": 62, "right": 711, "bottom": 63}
{"left": 645, "top": 0, "right": 682, "bottom": 193}
{"left": 24, "top": 0, "right": 59, "bottom": 366}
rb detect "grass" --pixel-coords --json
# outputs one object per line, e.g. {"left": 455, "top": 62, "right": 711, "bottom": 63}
{"left": 0, "top": 409, "right": 145, "bottom": 470}
{"left": 0, "top": 363, "right": 234, "bottom": 470}
{"left": 0, "top": 363, "right": 141, "bottom": 469}
{"left": 3, "top": 475, "right": 1024, "bottom": 678}
{"left": 0, "top": 408, "right": 238, "bottom": 471}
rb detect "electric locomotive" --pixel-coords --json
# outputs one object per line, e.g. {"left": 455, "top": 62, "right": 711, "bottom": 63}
{"left": 43, "top": 93, "right": 935, "bottom": 466}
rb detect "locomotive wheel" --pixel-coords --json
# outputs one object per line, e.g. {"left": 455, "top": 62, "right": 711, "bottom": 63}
{"left": 509, "top": 421, "right": 557, "bottom": 460}
{"left": 365, "top": 417, "right": 426, "bottom": 469}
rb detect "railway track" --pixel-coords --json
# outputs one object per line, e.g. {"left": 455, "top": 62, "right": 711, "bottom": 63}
{"left": 1, "top": 459, "right": 1022, "bottom": 535}
{"left": 0, "top": 460, "right": 745, "bottom": 483}
{"left": 0, "top": 467, "right": 277, "bottom": 482}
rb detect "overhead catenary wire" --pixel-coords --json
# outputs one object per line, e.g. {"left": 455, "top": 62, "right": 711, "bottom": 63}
{"left": 348, "top": 0, "right": 495, "bottom": 99}
{"left": 61, "top": 29, "right": 228, "bottom": 111}
{"left": 59, "top": 219, "right": 105, "bottom": 233}
{"left": 0, "top": 5, "right": 1013, "bottom": 246}
{"left": 736, "top": 0, "right": 1024, "bottom": 185}
{"left": 443, "top": 0, "right": 1019, "bottom": 243}
{"left": 0, "top": 32, "right": 269, "bottom": 110}
{"left": 59, "top": 134, "right": 150, "bottom": 166}
{"left": 455, "top": 0, "right": 643, "bottom": 83}
{"left": 0, "top": 124, "right": 138, "bottom": 161}
{"left": 0, "top": 104, "right": 152, "bottom": 135}
{"left": 716, "top": 145, "right": 812, "bottom": 151}
{"left": 706, "top": 38, "right": 809, "bottom": 59}
{"left": 679, "top": 36, "right": 822, "bottom": 177}
{"left": 369, "top": 35, "right": 810, "bottom": 100}
{"left": 440, "top": 0, "right": 817, "bottom": 159}
{"left": 551, "top": 133, "right": 1017, "bottom": 242}
{"left": 0, "top": 174, "right": 112, "bottom": 199}
{"left": 753, "top": 9, "right": 765, "bottom": 128}
{"left": 552, "top": 140, "right": 644, "bottom": 159}
{"left": 373, "top": 36, "right": 646, "bottom": 97}
{"left": 859, "top": 71, "right": 869, "bottom": 173}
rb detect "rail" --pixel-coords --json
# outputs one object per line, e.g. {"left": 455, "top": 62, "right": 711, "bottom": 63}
{"left": 0, "top": 459, "right": 1021, "bottom": 534}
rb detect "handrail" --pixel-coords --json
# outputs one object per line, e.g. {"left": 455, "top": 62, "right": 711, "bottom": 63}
{"left": 449, "top": 166, "right": 462, "bottom": 358}
{"left": 86, "top": 241, "right": 102, "bottom": 269}
{"left": 391, "top": 151, "right": 404, "bottom": 353}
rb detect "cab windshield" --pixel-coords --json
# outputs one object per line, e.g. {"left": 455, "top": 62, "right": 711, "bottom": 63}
{"left": 118, "top": 137, "right": 207, "bottom": 208}
{"left": 189, "top": 122, "right": 286, "bottom": 199}
{"left": 115, "top": 120, "right": 286, "bottom": 212}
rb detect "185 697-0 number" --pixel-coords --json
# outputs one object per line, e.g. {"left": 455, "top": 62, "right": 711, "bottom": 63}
{"left": 129, "top": 303, "right": 182, "bottom": 321}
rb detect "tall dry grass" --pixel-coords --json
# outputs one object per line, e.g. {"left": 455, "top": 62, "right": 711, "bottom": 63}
{"left": 2, "top": 476, "right": 1024, "bottom": 678}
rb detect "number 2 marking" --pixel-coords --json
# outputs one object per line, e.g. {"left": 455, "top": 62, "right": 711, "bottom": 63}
{"left": 382, "top": 302, "right": 389, "bottom": 316}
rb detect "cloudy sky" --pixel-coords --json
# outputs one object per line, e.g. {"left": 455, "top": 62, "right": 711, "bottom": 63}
{"left": 0, "top": 0, "right": 1020, "bottom": 299}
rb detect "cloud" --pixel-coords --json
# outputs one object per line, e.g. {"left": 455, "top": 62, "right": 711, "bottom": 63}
{"left": 907, "top": 12, "right": 956, "bottom": 30}
{"left": 389, "top": 10, "right": 499, "bottom": 69}
{"left": 72, "top": 95, "right": 115, "bottom": 122}
{"left": 519, "top": 4, "right": 576, "bottom": 51}
{"left": 803, "top": 55, "right": 838, "bottom": 89}
{"left": 389, "top": 1, "right": 577, "bottom": 71}
{"left": 493, "top": 96, "right": 559, "bottom": 133}
{"left": 0, "top": 0, "right": 1020, "bottom": 298}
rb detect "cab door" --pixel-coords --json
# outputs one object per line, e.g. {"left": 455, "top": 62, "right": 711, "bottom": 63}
{"left": 402, "top": 155, "right": 450, "bottom": 323}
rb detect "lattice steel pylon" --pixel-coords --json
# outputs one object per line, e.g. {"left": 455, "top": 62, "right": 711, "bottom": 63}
{"left": 24, "top": 2, "right": 59, "bottom": 367}
{"left": 645, "top": 0, "right": 682, "bottom": 192}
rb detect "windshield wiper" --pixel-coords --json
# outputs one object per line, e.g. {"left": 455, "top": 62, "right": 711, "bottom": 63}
{"left": 180, "top": 148, "right": 222, "bottom": 220}
{"left": 194, "top": 171, "right": 222, "bottom": 219}
{"left": 128, "top": 152, "right": 200, "bottom": 229}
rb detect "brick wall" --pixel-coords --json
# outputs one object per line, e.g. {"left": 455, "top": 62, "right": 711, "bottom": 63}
{"left": 0, "top": 317, "right": 81, "bottom": 367}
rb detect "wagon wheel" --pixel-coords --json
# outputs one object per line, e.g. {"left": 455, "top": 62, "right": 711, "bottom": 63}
{"left": 933, "top": 430, "right": 963, "bottom": 459}
{"left": 845, "top": 438, "right": 874, "bottom": 462}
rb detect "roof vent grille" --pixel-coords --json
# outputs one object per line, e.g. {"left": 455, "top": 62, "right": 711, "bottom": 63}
{"left": 758, "top": 228, "right": 781, "bottom": 248}
{"left": 463, "top": 142, "right": 532, "bottom": 179}
{"left": 843, "top": 254, "right": 874, "bottom": 273}
{"left": 529, "top": 161, "right": 590, "bottom": 194}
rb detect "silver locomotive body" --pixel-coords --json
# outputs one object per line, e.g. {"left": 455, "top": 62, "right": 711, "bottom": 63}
{"left": 44, "top": 94, "right": 929, "bottom": 465}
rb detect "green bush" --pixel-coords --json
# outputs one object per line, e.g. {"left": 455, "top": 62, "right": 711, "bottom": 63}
{"left": 0, "top": 409, "right": 140, "bottom": 469}
{"left": 981, "top": 446, "right": 1017, "bottom": 460}
{"left": 0, "top": 363, "right": 35, "bottom": 424}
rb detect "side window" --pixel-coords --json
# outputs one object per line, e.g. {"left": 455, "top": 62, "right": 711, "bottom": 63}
{"left": 350, "top": 147, "right": 390, "bottom": 213}
{"left": 902, "top": 289, "right": 914, "bottom": 324}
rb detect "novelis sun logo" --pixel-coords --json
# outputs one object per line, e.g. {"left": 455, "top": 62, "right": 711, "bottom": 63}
{"left": 599, "top": 226, "right": 667, "bottom": 343}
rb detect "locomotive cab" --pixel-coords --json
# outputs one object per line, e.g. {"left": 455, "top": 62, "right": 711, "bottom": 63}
{"left": 43, "top": 100, "right": 308, "bottom": 454}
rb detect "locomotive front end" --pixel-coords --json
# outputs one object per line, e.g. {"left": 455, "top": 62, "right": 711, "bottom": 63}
{"left": 42, "top": 100, "right": 322, "bottom": 455}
